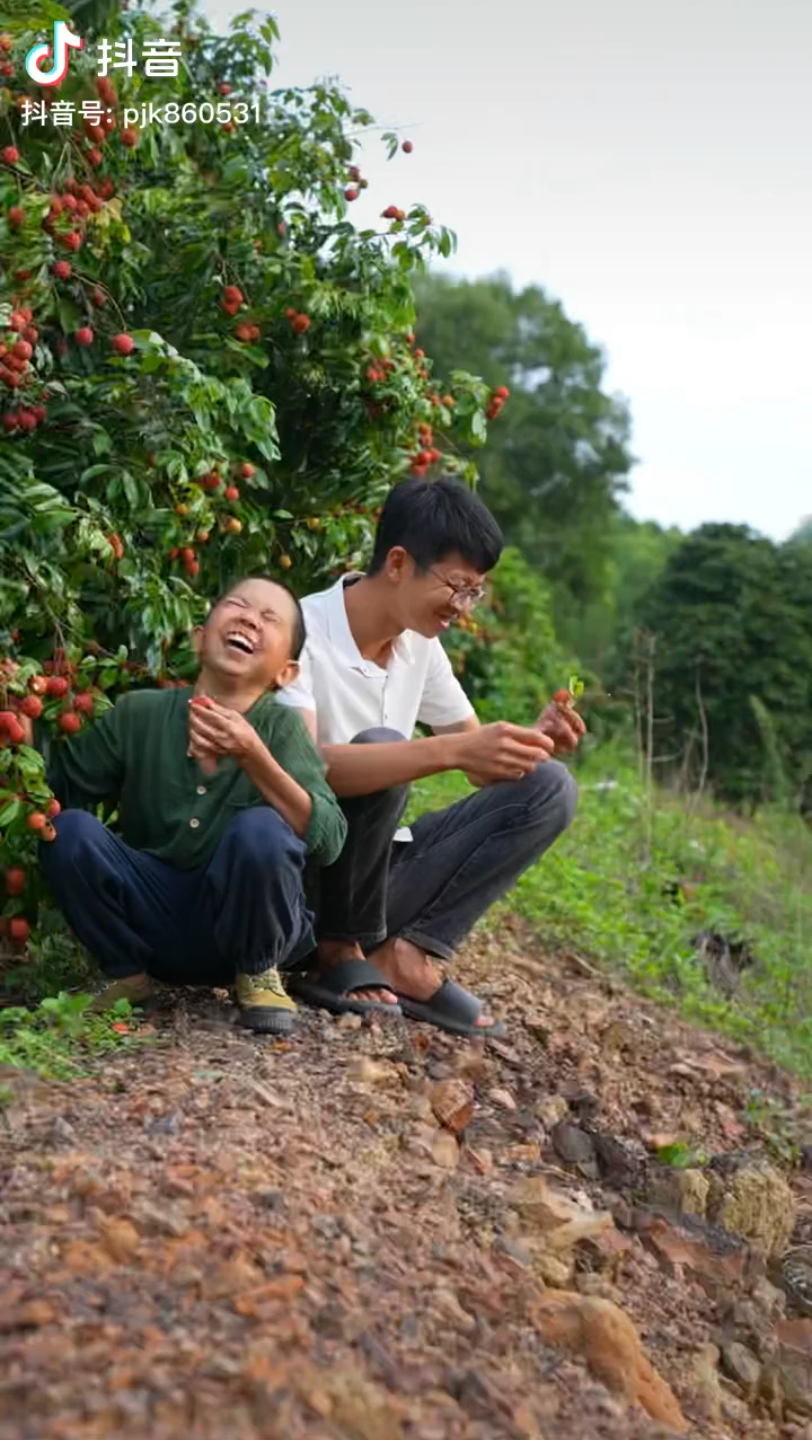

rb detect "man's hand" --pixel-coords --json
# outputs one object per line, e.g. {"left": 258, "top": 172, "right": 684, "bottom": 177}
{"left": 534, "top": 697, "right": 587, "bottom": 755}
{"left": 188, "top": 697, "right": 260, "bottom": 767}
{"left": 453, "top": 721, "right": 554, "bottom": 785}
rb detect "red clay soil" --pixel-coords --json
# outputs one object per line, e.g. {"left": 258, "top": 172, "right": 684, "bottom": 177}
{"left": 2, "top": 918, "right": 811, "bottom": 1440}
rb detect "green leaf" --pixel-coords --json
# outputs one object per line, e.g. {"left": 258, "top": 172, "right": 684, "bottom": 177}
{"left": 656, "top": 1142, "right": 700, "bottom": 1169}
{"left": 471, "top": 411, "right": 487, "bottom": 443}
{"left": 0, "top": 800, "right": 24, "bottom": 828}
{"left": 122, "top": 472, "right": 139, "bottom": 509}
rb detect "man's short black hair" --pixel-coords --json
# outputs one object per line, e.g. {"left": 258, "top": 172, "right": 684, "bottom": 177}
{"left": 208, "top": 576, "right": 306, "bottom": 661}
{"left": 368, "top": 476, "right": 503, "bottom": 577}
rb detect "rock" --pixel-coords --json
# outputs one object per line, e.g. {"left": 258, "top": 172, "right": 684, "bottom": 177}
{"left": 145, "top": 1111, "right": 182, "bottom": 1135}
{"left": 465, "top": 1147, "right": 494, "bottom": 1176}
{"left": 752, "top": 1275, "right": 786, "bottom": 1316}
{"left": 431, "top": 1131, "right": 460, "bottom": 1170}
{"left": 720, "top": 1389, "right": 752, "bottom": 1425}
{"left": 493, "top": 1236, "right": 533, "bottom": 1272}
{"left": 576, "top": 1226, "right": 635, "bottom": 1279}
{"left": 131, "top": 1199, "right": 189, "bottom": 1239}
{"left": 762, "top": 1318, "right": 812, "bottom": 1417}
{"left": 524, "top": 1014, "right": 550, "bottom": 1044}
{"left": 529, "top": 1290, "right": 688, "bottom": 1432}
{"left": 433, "top": 1287, "right": 476, "bottom": 1334}
{"left": 723, "top": 1296, "right": 778, "bottom": 1358}
{"left": 99, "top": 1217, "right": 140, "bottom": 1264}
{"left": 336, "top": 1011, "right": 363, "bottom": 1031}
{"left": 592, "top": 1133, "right": 644, "bottom": 1189}
{"left": 599, "top": 1018, "right": 638, "bottom": 1058}
{"left": 691, "top": 1342, "right": 723, "bottom": 1423}
{"left": 451, "top": 1045, "right": 488, "bottom": 1080}
{"left": 530, "top": 1249, "right": 575, "bottom": 1288}
{"left": 233, "top": 1274, "right": 305, "bottom": 1314}
{"left": 722, "top": 1340, "right": 762, "bottom": 1397}
{"left": 489, "top": 1087, "right": 516, "bottom": 1112}
{"left": 574, "top": 1273, "right": 624, "bottom": 1304}
{"left": 550, "top": 1121, "right": 598, "bottom": 1179}
{"left": 536, "top": 1095, "right": 569, "bottom": 1129}
{"left": 641, "top": 1213, "right": 750, "bottom": 1289}
{"left": 563, "top": 1087, "right": 599, "bottom": 1123}
{"left": 705, "top": 1156, "right": 795, "bottom": 1258}
{"left": 409, "top": 1094, "right": 434, "bottom": 1123}
{"left": 203, "top": 1254, "right": 263, "bottom": 1301}
{"left": 429, "top": 1079, "right": 475, "bottom": 1134}
{"left": 503, "top": 1141, "right": 541, "bottom": 1164}
{"left": 510, "top": 1178, "right": 614, "bottom": 1253}
{"left": 648, "top": 1167, "right": 709, "bottom": 1217}
{"left": 782, "top": 1248, "right": 812, "bottom": 1316}
{"left": 611, "top": 1196, "right": 635, "bottom": 1230}
{"left": 298, "top": 1368, "right": 405, "bottom": 1439}
{"left": 11, "top": 1299, "right": 56, "bottom": 1328}
{"left": 348, "top": 1057, "right": 398, "bottom": 1086}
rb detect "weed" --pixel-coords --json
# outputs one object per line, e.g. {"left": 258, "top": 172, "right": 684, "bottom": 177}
{"left": 409, "top": 739, "right": 812, "bottom": 1078}
{"left": 0, "top": 993, "right": 143, "bottom": 1079}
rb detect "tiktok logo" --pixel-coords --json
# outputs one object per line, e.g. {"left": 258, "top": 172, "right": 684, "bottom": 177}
{"left": 25, "top": 20, "right": 83, "bottom": 85}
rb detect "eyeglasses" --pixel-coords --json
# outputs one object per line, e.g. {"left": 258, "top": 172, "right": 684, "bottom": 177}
{"left": 429, "top": 568, "right": 486, "bottom": 611}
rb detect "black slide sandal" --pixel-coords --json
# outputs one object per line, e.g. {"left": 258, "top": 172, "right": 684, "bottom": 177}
{"left": 396, "top": 977, "right": 506, "bottom": 1038}
{"left": 287, "top": 958, "right": 402, "bottom": 1017}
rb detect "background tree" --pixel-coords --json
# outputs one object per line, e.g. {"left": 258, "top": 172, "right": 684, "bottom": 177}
{"left": 632, "top": 523, "right": 812, "bottom": 811}
{"left": 413, "top": 271, "right": 636, "bottom": 619}
{"left": 570, "top": 513, "right": 684, "bottom": 676}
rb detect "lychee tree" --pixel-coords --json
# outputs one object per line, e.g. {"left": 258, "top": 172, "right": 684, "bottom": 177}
{"left": 0, "top": 1, "right": 509, "bottom": 975}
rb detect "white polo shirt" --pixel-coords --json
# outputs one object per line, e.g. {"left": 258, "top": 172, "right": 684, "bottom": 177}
{"left": 277, "top": 574, "right": 475, "bottom": 743}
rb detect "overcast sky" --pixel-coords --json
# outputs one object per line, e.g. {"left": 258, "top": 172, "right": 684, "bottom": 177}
{"left": 202, "top": 0, "right": 811, "bottom": 542}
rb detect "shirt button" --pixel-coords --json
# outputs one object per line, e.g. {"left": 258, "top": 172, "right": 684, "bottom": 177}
{"left": 189, "top": 818, "right": 201, "bottom": 829}
{"left": 196, "top": 785, "right": 206, "bottom": 796}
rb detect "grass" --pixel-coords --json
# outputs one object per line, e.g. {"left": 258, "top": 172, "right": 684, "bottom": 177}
{"left": 0, "top": 991, "right": 141, "bottom": 1081}
{"left": 408, "top": 739, "right": 812, "bottom": 1080}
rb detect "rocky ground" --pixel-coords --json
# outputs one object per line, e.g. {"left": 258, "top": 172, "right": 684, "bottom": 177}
{"left": 3, "top": 918, "right": 812, "bottom": 1440}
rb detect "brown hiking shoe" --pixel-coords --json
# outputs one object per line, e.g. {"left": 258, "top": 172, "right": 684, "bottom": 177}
{"left": 235, "top": 966, "right": 296, "bottom": 1035}
{"left": 87, "top": 973, "right": 159, "bottom": 1014}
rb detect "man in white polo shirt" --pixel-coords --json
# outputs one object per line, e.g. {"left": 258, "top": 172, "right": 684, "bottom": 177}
{"left": 278, "top": 476, "right": 584, "bottom": 1035}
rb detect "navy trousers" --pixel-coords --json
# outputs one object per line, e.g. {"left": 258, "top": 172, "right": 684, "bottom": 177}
{"left": 312, "top": 728, "right": 578, "bottom": 960}
{"left": 39, "top": 808, "right": 314, "bottom": 983}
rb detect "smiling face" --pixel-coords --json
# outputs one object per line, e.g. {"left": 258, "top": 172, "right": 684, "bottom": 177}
{"left": 194, "top": 578, "right": 301, "bottom": 692}
{"left": 382, "top": 548, "right": 487, "bottom": 639}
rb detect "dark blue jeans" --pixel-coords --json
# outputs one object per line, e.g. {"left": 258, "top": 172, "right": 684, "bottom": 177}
{"left": 311, "top": 728, "right": 578, "bottom": 961}
{"left": 39, "top": 808, "right": 314, "bottom": 983}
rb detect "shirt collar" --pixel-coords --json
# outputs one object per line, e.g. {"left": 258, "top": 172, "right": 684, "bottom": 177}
{"left": 325, "top": 573, "right": 415, "bottom": 668}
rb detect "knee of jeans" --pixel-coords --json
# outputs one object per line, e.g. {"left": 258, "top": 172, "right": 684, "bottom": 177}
{"left": 39, "top": 808, "right": 100, "bottom": 870}
{"left": 525, "top": 759, "right": 578, "bottom": 828}
{"left": 350, "top": 727, "right": 407, "bottom": 745}
{"left": 225, "top": 806, "right": 304, "bottom": 866}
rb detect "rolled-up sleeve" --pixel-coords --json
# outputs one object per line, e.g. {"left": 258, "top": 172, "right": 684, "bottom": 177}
{"left": 271, "top": 706, "right": 347, "bottom": 865}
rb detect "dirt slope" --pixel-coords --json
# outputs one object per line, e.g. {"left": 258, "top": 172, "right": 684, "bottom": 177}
{"left": 2, "top": 920, "right": 812, "bottom": 1440}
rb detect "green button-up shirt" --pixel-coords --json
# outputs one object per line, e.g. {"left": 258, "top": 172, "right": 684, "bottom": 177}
{"left": 45, "top": 688, "right": 346, "bottom": 869}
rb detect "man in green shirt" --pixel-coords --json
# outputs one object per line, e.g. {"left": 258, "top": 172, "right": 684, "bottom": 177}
{"left": 36, "top": 577, "right": 347, "bottom": 1035}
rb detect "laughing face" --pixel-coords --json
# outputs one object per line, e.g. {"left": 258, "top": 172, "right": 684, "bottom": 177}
{"left": 195, "top": 578, "right": 301, "bottom": 691}
{"left": 385, "top": 549, "right": 487, "bottom": 639}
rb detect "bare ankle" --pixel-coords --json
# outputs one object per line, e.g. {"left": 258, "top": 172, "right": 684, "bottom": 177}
{"left": 318, "top": 940, "right": 364, "bottom": 966}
